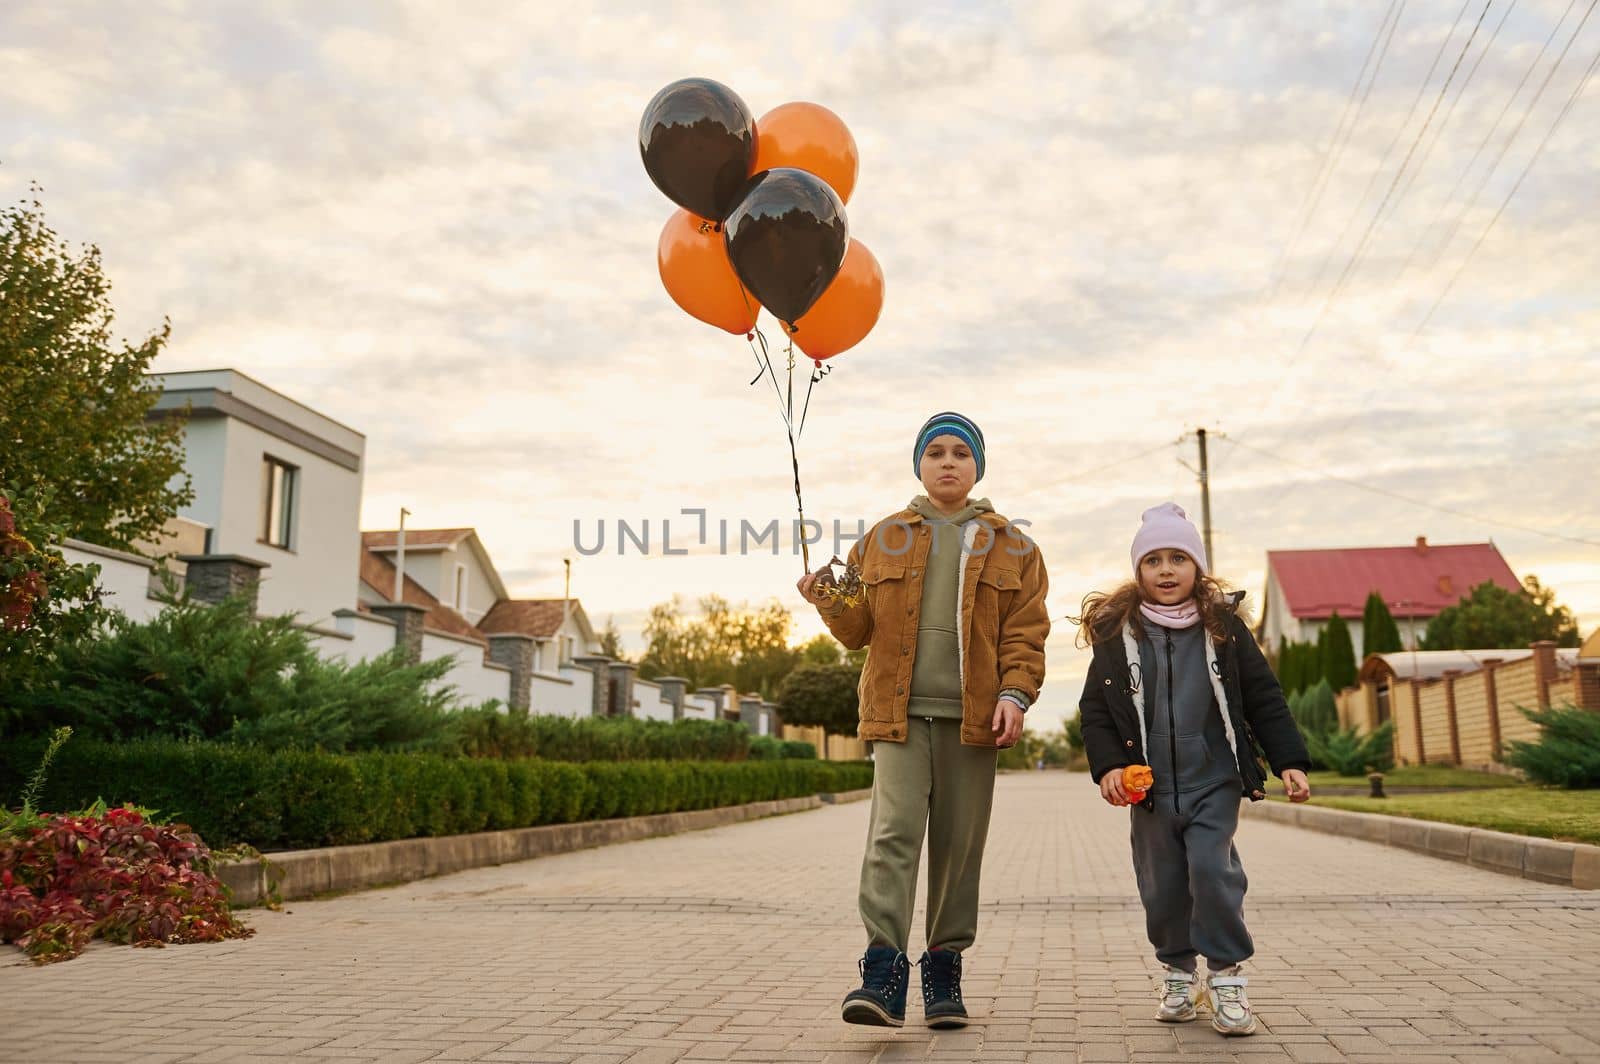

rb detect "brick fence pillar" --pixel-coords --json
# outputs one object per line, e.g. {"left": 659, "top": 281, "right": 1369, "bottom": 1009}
{"left": 487, "top": 633, "right": 535, "bottom": 713}
{"left": 178, "top": 554, "right": 268, "bottom": 614}
{"left": 370, "top": 603, "right": 428, "bottom": 664}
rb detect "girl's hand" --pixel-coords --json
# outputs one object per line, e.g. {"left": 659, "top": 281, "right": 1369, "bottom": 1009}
{"left": 1100, "top": 770, "right": 1131, "bottom": 807}
{"left": 796, "top": 569, "right": 832, "bottom": 607}
{"left": 991, "top": 700, "right": 1024, "bottom": 748}
{"left": 1282, "top": 769, "right": 1311, "bottom": 803}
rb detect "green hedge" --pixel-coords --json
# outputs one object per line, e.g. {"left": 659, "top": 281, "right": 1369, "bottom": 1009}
{"left": 748, "top": 736, "right": 817, "bottom": 760}
{"left": 447, "top": 711, "right": 752, "bottom": 762}
{"left": 0, "top": 739, "right": 873, "bottom": 851}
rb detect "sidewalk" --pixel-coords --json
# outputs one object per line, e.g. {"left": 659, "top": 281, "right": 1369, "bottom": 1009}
{"left": 2, "top": 772, "right": 1597, "bottom": 1062}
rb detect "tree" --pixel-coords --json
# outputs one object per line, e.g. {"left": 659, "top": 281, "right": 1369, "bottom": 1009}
{"left": 7, "top": 591, "right": 457, "bottom": 750}
{"left": 1274, "top": 636, "right": 1319, "bottom": 697}
{"left": 0, "top": 489, "right": 106, "bottom": 719}
{"left": 776, "top": 663, "right": 860, "bottom": 735}
{"left": 1321, "top": 612, "right": 1357, "bottom": 691}
{"left": 1290, "top": 678, "right": 1338, "bottom": 748}
{"left": 598, "top": 615, "right": 628, "bottom": 662}
{"left": 0, "top": 192, "right": 192, "bottom": 551}
{"left": 1423, "top": 576, "right": 1581, "bottom": 651}
{"left": 1361, "top": 591, "right": 1403, "bottom": 658}
{"left": 636, "top": 594, "right": 800, "bottom": 699}
{"left": 798, "top": 633, "right": 843, "bottom": 667}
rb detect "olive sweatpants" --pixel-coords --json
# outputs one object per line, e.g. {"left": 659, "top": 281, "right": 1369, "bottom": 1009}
{"left": 859, "top": 717, "right": 998, "bottom": 953}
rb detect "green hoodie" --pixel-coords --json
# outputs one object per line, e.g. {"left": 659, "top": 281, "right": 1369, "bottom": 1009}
{"left": 905, "top": 494, "right": 994, "bottom": 720}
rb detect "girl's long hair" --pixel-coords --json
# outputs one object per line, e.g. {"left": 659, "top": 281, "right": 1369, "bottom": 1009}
{"left": 1072, "top": 573, "right": 1242, "bottom": 648}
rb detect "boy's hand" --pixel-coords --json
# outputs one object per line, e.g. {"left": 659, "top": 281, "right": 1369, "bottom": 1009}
{"left": 991, "top": 700, "right": 1023, "bottom": 748}
{"left": 795, "top": 569, "right": 832, "bottom": 607}
{"left": 1282, "top": 769, "right": 1311, "bottom": 803}
{"left": 1099, "top": 770, "right": 1131, "bottom": 807}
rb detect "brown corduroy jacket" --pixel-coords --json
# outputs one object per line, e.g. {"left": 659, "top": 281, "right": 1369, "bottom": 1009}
{"left": 816, "top": 506, "right": 1049, "bottom": 746}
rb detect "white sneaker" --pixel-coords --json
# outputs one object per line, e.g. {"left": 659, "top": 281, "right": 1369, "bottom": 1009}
{"left": 1154, "top": 966, "right": 1200, "bottom": 1022}
{"left": 1206, "top": 965, "right": 1257, "bottom": 1036}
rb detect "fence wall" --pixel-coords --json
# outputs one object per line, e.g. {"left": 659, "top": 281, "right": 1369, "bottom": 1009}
{"left": 421, "top": 631, "right": 512, "bottom": 706}
{"left": 781, "top": 724, "right": 868, "bottom": 761}
{"left": 1454, "top": 670, "right": 1495, "bottom": 765}
{"left": 529, "top": 666, "right": 596, "bottom": 718}
{"left": 1374, "top": 643, "right": 1598, "bottom": 767}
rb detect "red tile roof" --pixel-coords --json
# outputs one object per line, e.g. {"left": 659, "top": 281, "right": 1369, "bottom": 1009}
{"left": 362, "top": 528, "right": 474, "bottom": 551}
{"left": 1268, "top": 539, "right": 1519, "bottom": 621}
{"left": 479, "top": 599, "right": 571, "bottom": 638}
{"left": 358, "top": 546, "right": 483, "bottom": 642}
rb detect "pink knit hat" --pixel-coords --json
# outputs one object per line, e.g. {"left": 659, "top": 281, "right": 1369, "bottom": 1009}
{"left": 1130, "top": 502, "right": 1208, "bottom": 574}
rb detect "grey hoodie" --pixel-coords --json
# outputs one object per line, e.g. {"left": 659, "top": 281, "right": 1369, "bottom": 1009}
{"left": 905, "top": 495, "right": 994, "bottom": 720}
{"left": 1138, "top": 621, "right": 1239, "bottom": 795}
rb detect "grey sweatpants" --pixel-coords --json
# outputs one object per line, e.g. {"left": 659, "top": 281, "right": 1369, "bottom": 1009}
{"left": 1130, "top": 779, "right": 1253, "bottom": 971}
{"left": 860, "top": 717, "right": 998, "bottom": 953}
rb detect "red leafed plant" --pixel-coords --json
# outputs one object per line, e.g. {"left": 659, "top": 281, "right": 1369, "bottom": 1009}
{"left": 0, "top": 802, "right": 255, "bottom": 964}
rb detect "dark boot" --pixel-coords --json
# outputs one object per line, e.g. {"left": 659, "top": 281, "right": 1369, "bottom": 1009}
{"left": 919, "top": 948, "right": 968, "bottom": 1029}
{"left": 841, "top": 945, "right": 910, "bottom": 1027}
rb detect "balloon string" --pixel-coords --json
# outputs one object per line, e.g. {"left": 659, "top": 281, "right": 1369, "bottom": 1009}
{"left": 745, "top": 326, "right": 792, "bottom": 432}
{"left": 798, "top": 361, "right": 829, "bottom": 437}
{"left": 785, "top": 336, "right": 795, "bottom": 429}
{"left": 786, "top": 405, "right": 810, "bottom": 574}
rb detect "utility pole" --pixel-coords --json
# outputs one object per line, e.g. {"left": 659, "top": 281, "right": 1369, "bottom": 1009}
{"left": 394, "top": 507, "right": 410, "bottom": 601}
{"left": 1197, "top": 428, "right": 1214, "bottom": 571}
{"left": 1179, "top": 429, "right": 1218, "bottom": 570}
{"left": 562, "top": 557, "right": 572, "bottom": 663}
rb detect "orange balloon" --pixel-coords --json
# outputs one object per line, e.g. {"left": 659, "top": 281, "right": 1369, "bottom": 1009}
{"left": 752, "top": 102, "right": 859, "bottom": 203}
{"left": 793, "top": 238, "right": 883, "bottom": 360}
{"left": 657, "top": 208, "right": 759, "bottom": 335}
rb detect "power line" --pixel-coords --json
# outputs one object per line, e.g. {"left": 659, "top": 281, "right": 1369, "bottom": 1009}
{"left": 1294, "top": 0, "right": 1472, "bottom": 309}
{"left": 1265, "top": 0, "right": 1407, "bottom": 301}
{"left": 1386, "top": 0, "right": 1517, "bottom": 231}
{"left": 1226, "top": 437, "right": 1600, "bottom": 548}
{"left": 1035, "top": 439, "right": 1181, "bottom": 493}
{"left": 1410, "top": 0, "right": 1586, "bottom": 277}
{"left": 1295, "top": 0, "right": 1496, "bottom": 357}
{"left": 1411, "top": 28, "right": 1600, "bottom": 338}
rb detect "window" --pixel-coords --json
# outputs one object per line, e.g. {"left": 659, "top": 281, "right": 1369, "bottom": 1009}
{"left": 453, "top": 563, "right": 468, "bottom": 612}
{"left": 260, "top": 456, "right": 298, "bottom": 549}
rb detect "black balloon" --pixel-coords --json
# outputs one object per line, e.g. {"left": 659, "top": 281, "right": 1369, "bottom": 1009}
{"left": 639, "top": 78, "right": 757, "bottom": 223}
{"left": 723, "top": 168, "right": 849, "bottom": 326}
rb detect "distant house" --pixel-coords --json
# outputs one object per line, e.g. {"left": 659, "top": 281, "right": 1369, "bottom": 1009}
{"left": 72, "top": 368, "right": 767, "bottom": 728}
{"left": 1260, "top": 537, "right": 1520, "bottom": 652}
{"left": 479, "top": 598, "right": 599, "bottom": 676}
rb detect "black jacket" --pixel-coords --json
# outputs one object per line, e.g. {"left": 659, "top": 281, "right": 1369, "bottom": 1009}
{"left": 1078, "top": 595, "right": 1310, "bottom": 806}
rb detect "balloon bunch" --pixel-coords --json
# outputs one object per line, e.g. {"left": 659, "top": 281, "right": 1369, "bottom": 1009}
{"left": 640, "top": 77, "right": 885, "bottom": 574}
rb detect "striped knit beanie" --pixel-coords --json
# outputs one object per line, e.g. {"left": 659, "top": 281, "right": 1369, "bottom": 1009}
{"left": 913, "top": 411, "right": 985, "bottom": 482}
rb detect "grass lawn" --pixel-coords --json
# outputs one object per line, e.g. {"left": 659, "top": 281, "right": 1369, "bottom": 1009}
{"left": 1304, "top": 765, "right": 1523, "bottom": 791}
{"left": 1291, "top": 789, "right": 1600, "bottom": 846}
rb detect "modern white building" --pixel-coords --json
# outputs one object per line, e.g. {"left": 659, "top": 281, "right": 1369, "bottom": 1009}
{"left": 148, "top": 369, "right": 364, "bottom": 628}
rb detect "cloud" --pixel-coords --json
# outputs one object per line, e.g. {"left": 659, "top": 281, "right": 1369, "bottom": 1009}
{"left": 2, "top": 0, "right": 1594, "bottom": 734}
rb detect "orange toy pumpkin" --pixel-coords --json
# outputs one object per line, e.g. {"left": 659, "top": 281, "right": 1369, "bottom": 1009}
{"left": 1122, "top": 764, "right": 1155, "bottom": 803}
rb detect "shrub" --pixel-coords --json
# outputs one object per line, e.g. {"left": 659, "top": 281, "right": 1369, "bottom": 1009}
{"left": 1304, "top": 722, "right": 1395, "bottom": 776}
{"left": 0, "top": 803, "right": 253, "bottom": 964}
{"left": 443, "top": 709, "right": 752, "bottom": 762}
{"left": 1503, "top": 704, "right": 1600, "bottom": 788}
{"left": 777, "top": 663, "right": 860, "bottom": 735}
{"left": 748, "top": 736, "right": 816, "bottom": 760}
{"left": 8, "top": 593, "right": 457, "bottom": 750}
{"left": 0, "top": 738, "right": 874, "bottom": 850}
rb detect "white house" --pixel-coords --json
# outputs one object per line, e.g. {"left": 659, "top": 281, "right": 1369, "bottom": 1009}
{"left": 148, "top": 369, "right": 364, "bottom": 628}
{"left": 1260, "top": 537, "right": 1522, "bottom": 653}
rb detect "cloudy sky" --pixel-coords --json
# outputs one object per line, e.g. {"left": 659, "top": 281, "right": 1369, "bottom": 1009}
{"left": 4, "top": 0, "right": 1596, "bottom": 730}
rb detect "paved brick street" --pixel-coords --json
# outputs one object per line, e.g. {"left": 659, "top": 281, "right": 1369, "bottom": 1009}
{"left": 3, "top": 772, "right": 1598, "bottom": 1063}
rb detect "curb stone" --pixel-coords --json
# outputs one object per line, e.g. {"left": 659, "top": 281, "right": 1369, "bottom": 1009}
{"left": 219, "top": 793, "right": 832, "bottom": 906}
{"left": 1239, "top": 799, "right": 1600, "bottom": 889}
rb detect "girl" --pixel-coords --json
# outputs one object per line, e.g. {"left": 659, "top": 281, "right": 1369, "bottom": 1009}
{"left": 797, "top": 411, "right": 1049, "bottom": 1030}
{"left": 1076, "top": 502, "right": 1310, "bottom": 1036}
